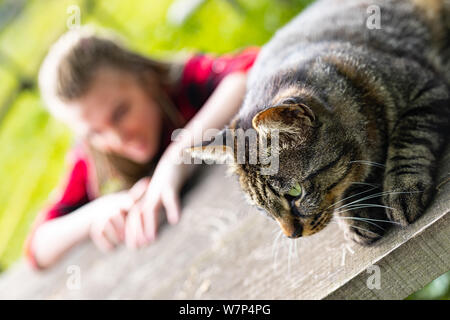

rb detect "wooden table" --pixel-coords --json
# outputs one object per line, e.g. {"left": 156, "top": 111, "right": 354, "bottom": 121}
{"left": 0, "top": 147, "right": 449, "bottom": 299}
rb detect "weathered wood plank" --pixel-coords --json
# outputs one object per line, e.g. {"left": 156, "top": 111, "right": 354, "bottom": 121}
{"left": 0, "top": 146, "right": 448, "bottom": 299}
{"left": 325, "top": 212, "right": 450, "bottom": 299}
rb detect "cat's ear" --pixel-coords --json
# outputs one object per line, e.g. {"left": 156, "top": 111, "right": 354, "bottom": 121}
{"left": 185, "top": 129, "right": 234, "bottom": 163}
{"left": 252, "top": 104, "right": 316, "bottom": 135}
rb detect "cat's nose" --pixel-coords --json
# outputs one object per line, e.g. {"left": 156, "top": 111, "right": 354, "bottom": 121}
{"left": 276, "top": 217, "right": 303, "bottom": 238}
{"left": 288, "top": 228, "right": 303, "bottom": 238}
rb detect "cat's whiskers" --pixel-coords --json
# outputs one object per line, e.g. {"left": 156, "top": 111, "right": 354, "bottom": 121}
{"left": 350, "top": 160, "right": 386, "bottom": 168}
{"left": 288, "top": 240, "right": 293, "bottom": 277}
{"left": 327, "top": 187, "right": 422, "bottom": 213}
{"left": 335, "top": 191, "right": 392, "bottom": 210}
{"left": 271, "top": 229, "right": 303, "bottom": 279}
{"left": 335, "top": 212, "right": 401, "bottom": 225}
{"left": 271, "top": 230, "right": 283, "bottom": 270}
{"left": 330, "top": 220, "right": 380, "bottom": 236}
{"left": 333, "top": 205, "right": 396, "bottom": 219}
{"left": 347, "top": 224, "right": 380, "bottom": 236}
{"left": 334, "top": 190, "right": 423, "bottom": 211}
{"left": 336, "top": 217, "right": 401, "bottom": 226}
{"left": 341, "top": 203, "right": 395, "bottom": 211}
{"left": 286, "top": 238, "right": 301, "bottom": 280}
{"left": 271, "top": 189, "right": 416, "bottom": 273}
{"left": 350, "top": 216, "right": 399, "bottom": 225}
{"left": 335, "top": 216, "right": 385, "bottom": 230}
{"left": 325, "top": 186, "right": 377, "bottom": 210}
{"left": 349, "top": 182, "right": 381, "bottom": 188}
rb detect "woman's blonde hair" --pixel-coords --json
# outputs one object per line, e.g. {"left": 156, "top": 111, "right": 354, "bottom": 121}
{"left": 39, "top": 26, "right": 184, "bottom": 126}
{"left": 39, "top": 27, "right": 186, "bottom": 193}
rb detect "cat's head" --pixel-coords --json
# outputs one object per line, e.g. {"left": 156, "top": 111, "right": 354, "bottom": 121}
{"left": 188, "top": 86, "right": 364, "bottom": 238}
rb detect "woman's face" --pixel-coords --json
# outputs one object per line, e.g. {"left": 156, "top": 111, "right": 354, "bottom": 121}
{"left": 68, "top": 68, "right": 163, "bottom": 163}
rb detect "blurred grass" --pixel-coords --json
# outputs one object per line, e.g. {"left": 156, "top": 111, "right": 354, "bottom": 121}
{"left": 0, "top": 0, "right": 447, "bottom": 299}
{"left": 408, "top": 272, "right": 450, "bottom": 300}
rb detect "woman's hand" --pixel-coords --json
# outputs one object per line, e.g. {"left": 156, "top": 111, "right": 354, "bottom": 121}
{"left": 89, "top": 178, "right": 151, "bottom": 252}
{"left": 124, "top": 72, "right": 247, "bottom": 249}
{"left": 87, "top": 175, "right": 147, "bottom": 251}
{"left": 88, "top": 192, "right": 134, "bottom": 252}
{"left": 124, "top": 149, "right": 193, "bottom": 249}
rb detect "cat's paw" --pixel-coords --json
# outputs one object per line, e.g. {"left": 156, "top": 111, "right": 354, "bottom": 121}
{"left": 341, "top": 221, "right": 383, "bottom": 246}
{"left": 336, "top": 210, "right": 385, "bottom": 246}
{"left": 382, "top": 182, "right": 433, "bottom": 227}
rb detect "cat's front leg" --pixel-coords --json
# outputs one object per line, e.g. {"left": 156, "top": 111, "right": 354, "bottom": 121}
{"left": 383, "top": 93, "right": 449, "bottom": 226}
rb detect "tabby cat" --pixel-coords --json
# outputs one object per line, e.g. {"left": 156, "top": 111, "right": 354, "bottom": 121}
{"left": 189, "top": 0, "right": 450, "bottom": 244}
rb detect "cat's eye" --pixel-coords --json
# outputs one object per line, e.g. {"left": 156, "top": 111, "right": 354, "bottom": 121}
{"left": 287, "top": 182, "right": 302, "bottom": 197}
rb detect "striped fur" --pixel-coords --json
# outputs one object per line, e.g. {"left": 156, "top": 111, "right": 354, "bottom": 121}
{"left": 193, "top": 0, "right": 450, "bottom": 244}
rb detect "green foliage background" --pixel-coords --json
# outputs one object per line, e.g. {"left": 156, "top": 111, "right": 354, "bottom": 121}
{"left": 0, "top": 0, "right": 447, "bottom": 299}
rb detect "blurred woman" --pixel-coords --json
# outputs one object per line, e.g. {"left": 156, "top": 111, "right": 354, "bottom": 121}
{"left": 26, "top": 27, "right": 259, "bottom": 269}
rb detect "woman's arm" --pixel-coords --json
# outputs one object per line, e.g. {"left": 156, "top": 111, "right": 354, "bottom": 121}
{"left": 31, "top": 192, "right": 135, "bottom": 269}
{"left": 163, "top": 71, "right": 248, "bottom": 182}
{"left": 171, "top": 71, "right": 248, "bottom": 153}
{"left": 31, "top": 205, "right": 93, "bottom": 269}
{"left": 125, "top": 72, "right": 248, "bottom": 248}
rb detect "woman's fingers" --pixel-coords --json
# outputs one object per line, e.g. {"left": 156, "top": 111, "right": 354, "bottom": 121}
{"left": 125, "top": 206, "right": 147, "bottom": 249}
{"left": 110, "top": 209, "right": 127, "bottom": 242}
{"left": 129, "top": 177, "right": 150, "bottom": 202}
{"left": 125, "top": 208, "right": 138, "bottom": 249}
{"left": 102, "top": 219, "right": 121, "bottom": 246}
{"left": 162, "top": 190, "right": 181, "bottom": 225}
{"left": 139, "top": 188, "right": 180, "bottom": 243}
{"left": 142, "top": 198, "right": 162, "bottom": 243}
{"left": 91, "top": 226, "right": 115, "bottom": 253}
{"left": 92, "top": 236, "right": 114, "bottom": 253}
{"left": 124, "top": 182, "right": 182, "bottom": 249}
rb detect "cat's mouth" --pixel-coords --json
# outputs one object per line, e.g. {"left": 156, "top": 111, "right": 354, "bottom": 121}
{"left": 276, "top": 210, "right": 333, "bottom": 238}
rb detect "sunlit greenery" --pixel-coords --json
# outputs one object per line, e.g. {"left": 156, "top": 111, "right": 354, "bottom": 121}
{"left": 0, "top": 0, "right": 447, "bottom": 298}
